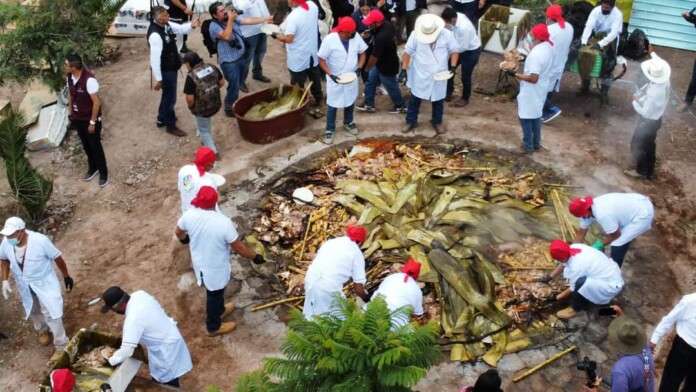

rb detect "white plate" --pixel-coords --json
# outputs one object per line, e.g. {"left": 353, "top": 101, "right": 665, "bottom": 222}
{"left": 261, "top": 24, "right": 280, "bottom": 35}
{"left": 209, "top": 173, "right": 226, "bottom": 187}
{"left": 434, "top": 71, "right": 454, "bottom": 81}
{"left": 292, "top": 187, "right": 314, "bottom": 204}
{"left": 337, "top": 72, "right": 358, "bottom": 84}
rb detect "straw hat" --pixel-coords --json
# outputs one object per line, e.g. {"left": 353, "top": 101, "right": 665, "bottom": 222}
{"left": 641, "top": 53, "right": 671, "bottom": 84}
{"left": 413, "top": 14, "right": 445, "bottom": 44}
{"left": 608, "top": 317, "right": 647, "bottom": 355}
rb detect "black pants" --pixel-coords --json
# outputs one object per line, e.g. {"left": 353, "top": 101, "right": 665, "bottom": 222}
{"left": 686, "top": 57, "right": 696, "bottom": 104}
{"left": 659, "top": 334, "right": 696, "bottom": 392}
{"left": 630, "top": 116, "right": 662, "bottom": 178}
{"left": 450, "top": 0, "right": 478, "bottom": 23}
{"left": 610, "top": 242, "right": 631, "bottom": 268}
{"left": 571, "top": 276, "right": 591, "bottom": 311}
{"left": 154, "top": 377, "right": 180, "bottom": 388}
{"left": 289, "top": 59, "right": 323, "bottom": 103}
{"left": 73, "top": 120, "right": 108, "bottom": 178}
{"left": 205, "top": 287, "right": 225, "bottom": 333}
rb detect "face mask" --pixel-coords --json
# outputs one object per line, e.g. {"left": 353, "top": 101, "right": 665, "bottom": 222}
{"left": 8, "top": 238, "right": 19, "bottom": 246}
{"left": 601, "top": 9, "right": 610, "bottom": 15}
{"left": 525, "top": 34, "right": 533, "bottom": 45}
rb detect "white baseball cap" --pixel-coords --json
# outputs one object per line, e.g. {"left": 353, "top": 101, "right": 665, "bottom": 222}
{"left": 1, "top": 217, "right": 26, "bottom": 236}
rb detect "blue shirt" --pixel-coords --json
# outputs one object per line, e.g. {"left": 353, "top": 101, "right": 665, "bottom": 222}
{"left": 209, "top": 20, "right": 245, "bottom": 64}
{"left": 611, "top": 345, "right": 655, "bottom": 392}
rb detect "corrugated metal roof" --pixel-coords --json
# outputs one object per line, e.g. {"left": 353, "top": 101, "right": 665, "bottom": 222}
{"left": 629, "top": 0, "right": 696, "bottom": 51}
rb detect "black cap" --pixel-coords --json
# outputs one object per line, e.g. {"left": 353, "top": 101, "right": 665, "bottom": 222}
{"left": 182, "top": 51, "right": 203, "bottom": 66}
{"left": 100, "top": 286, "right": 125, "bottom": 313}
{"left": 473, "top": 369, "right": 503, "bottom": 392}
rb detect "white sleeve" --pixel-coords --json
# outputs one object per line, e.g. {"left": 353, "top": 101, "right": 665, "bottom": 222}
{"left": 317, "top": 37, "right": 331, "bottom": 60}
{"left": 445, "top": 31, "right": 458, "bottom": 54}
{"left": 284, "top": 13, "right": 298, "bottom": 37}
{"left": 351, "top": 247, "right": 367, "bottom": 284}
{"left": 404, "top": 34, "right": 417, "bottom": 56}
{"left": 86, "top": 78, "right": 99, "bottom": 95}
{"left": 108, "top": 345, "right": 135, "bottom": 366}
{"left": 225, "top": 219, "right": 239, "bottom": 244}
{"left": 412, "top": 289, "right": 424, "bottom": 316}
{"left": 650, "top": 297, "right": 687, "bottom": 344}
{"left": 40, "top": 235, "right": 62, "bottom": 261}
{"left": 169, "top": 21, "right": 193, "bottom": 35}
{"left": 148, "top": 33, "right": 164, "bottom": 82}
{"left": 599, "top": 12, "right": 623, "bottom": 48}
{"left": 177, "top": 214, "right": 188, "bottom": 232}
{"left": 581, "top": 9, "right": 597, "bottom": 45}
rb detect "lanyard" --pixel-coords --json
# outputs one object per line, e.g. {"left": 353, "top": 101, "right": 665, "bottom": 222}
{"left": 14, "top": 239, "right": 28, "bottom": 273}
{"left": 642, "top": 349, "right": 650, "bottom": 392}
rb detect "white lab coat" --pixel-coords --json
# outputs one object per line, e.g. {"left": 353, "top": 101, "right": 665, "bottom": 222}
{"left": 0, "top": 231, "right": 63, "bottom": 320}
{"left": 547, "top": 22, "right": 574, "bottom": 93}
{"left": 581, "top": 6, "right": 623, "bottom": 49}
{"left": 404, "top": 29, "right": 458, "bottom": 102}
{"left": 113, "top": 291, "right": 192, "bottom": 383}
{"left": 563, "top": 244, "right": 624, "bottom": 304}
{"left": 517, "top": 41, "right": 554, "bottom": 119}
{"left": 579, "top": 193, "right": 654, "bottom": 246}
{"left": 318, "top": 32, "right": 368, "bottom": 108}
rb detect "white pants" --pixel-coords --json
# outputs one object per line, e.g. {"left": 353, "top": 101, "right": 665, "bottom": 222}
{"left": 30, "top": 293, "right": 68, "bottom": 350}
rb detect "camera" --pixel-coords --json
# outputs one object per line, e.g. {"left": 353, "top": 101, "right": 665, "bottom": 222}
{"left": 577, "top": 357, "right": 598, "bottom": 388}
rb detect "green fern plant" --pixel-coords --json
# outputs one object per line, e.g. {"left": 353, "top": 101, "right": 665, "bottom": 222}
{"left": 237, "top": 295, "right": 442, "bottom": 392}
{"left": 0, "top": 109, "right": 53, "bottom": 220}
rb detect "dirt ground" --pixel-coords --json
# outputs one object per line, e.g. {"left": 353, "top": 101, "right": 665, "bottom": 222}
{"left": 0, "top": 32, "right": 695, "bottom": 391}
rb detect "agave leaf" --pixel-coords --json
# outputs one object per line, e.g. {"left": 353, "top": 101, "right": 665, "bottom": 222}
{"left": 481, "top": 331, "right": 508, "bottom": 367}
{"left": 439, "top": 210, "right": 482, "bottom": 226}
{"left": 377, "top": 239, "right": 401, "bottom": 250}
{"left": 388, "top": 182, "right": 418, "bottom": 214}
{"left": 336, "top": 180, "right": 391, "bottom": 211}
{"left": 447, "top": 198, "right": 489, "bottom": 211}
{"left": 407, "top": 229, "right": 450, "bottom": 249}
{"left": 332, "top": 194, "right": 365, "bottom": 215}
{"left": 409, "top": 245, "right": 437, "bottom": 283}
{"left": 377, "top": 181, "right": 397, "bottom": 205}
{"left": 381, "top": 222, "right": 410, "bottom": 247}
{"left": 357, "top": 205, "right": 381, "bottom": 225}
{"left": 425, "top": 186, "right": 456, "bottom": 228}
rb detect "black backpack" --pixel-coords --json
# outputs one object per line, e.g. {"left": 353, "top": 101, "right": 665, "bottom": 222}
{"left": 201, "top": 19, "right": 217, "bottom": 57}
{"left": 620, "top": 29, "right": 650, "bottom": 60}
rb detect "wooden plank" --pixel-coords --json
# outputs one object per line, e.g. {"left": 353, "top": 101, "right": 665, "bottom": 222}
{"left": 17, "top": 85, "right": 57, "bottom": 126}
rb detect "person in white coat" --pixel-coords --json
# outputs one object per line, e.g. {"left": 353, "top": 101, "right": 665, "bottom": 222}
{"left": 541, "top": 4, "right": 573, "bottom": 123}
{"left": 177, "top": 147, "right": 225, "bottom": 213}
{"left": 370, "top": 258, "right": 424, "bottom": 329}
{"left": 579, "top": 0, "right": 623, "bottom": 98}
{"left": 0, "top": 217, "right": 74, "bottom": 361}
{"left": 318, "top": 16, "right": 368, "bottom": 145}
{"left": 399, "top": 14, "right": 459, "bottom": 135}
{"left": 506, "top": 24, "right": 554, "bottom": 154}
{"left": 101, "top": 287, "right": 192, "bottom": 388}
{"left": 303, "top": 225, "right": 369, "bottom": 318}
{"left": 175, "top": 186, "right": 265, "bottom": 336}
{"left": 540, "top": 240, "right": 624, "bottom": 320}
{"left": 569, "top": 193, "right": 654, "bottom": 268}
{"left": 441, "top": 9, "right": 481, "bottom": 108}
{"left": 625, "top": 49, "right": 670, "bottom": 181}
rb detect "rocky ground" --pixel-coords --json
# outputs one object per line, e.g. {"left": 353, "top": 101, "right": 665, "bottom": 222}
{"left": 0, "top": 33, "right": 695, "bottom": 391}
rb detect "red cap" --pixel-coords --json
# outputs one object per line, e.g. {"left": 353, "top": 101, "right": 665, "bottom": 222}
{"left": 402, "top": 258, "right": 422, "bottom": 282}
{"left": 546, "top": 5, "right": 565, "bottom": 29}
{"left": 191, "top": 185, "right": 218, "bottom": 209}
{"left": 194, "top": 147, "right": 216, "bottom": 176}
{"left": 346, "top": 225, "right": 367, "bottom": 243}
{"left": 362, "top": 10, "right": 385, "bottom": 25}
{"left": 568, "top": 196, "right": 593, "bottom": 217}
{"left": 50, "top": 369, "right": 76, "bottom": 392}
{"left": 531, "top": 24, "right": 554, "bottom": 46}
{"left": 549, "top": 240, "right": 582, "bottom": 261}
{"left": 332, "top": 17, "right": 357, "bottom": 33}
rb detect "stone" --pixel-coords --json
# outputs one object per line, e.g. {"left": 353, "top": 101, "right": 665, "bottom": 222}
{"left": 496, "top": 353, "right": 526, "bottom": 373}
{"left": 176, "top": 272, "right": 196, "bottom": 292}
{"left": 541, "top": 361, "right": 574, "bottom": 386}
{"left": 577, "top": 342, "right": 609, "bottom": 365}
{"left": 232, "top": 281, "right": 258, "bottom": 309}
{"left": 583, "top": 321, "right": 608, "bottom": 344}
{"left": 566, "top": 311, "right": 590, "bottom": 330}
{"left": 518, "top": 348, "right": 548, "bottom": 368}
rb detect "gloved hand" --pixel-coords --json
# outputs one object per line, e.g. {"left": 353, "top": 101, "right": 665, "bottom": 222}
{"left": 591, "top": 43, "right": 601, "bottom": 51}
{"left": 448, "top": 63, "right": 456, "bottom": 73}
{"left": 100, "top": 383, "right": 113, "bottom": 392}
{"left": 592, "top": 239, "right": 605, "bottom": 251}
{"left": 64, "top": 276, "right": 74, "bottom": 291}
{"left": 271, "top": 32, "right": 278, "bottom": 39}
{"left": 398, "top": 69, "right": 408, "bottom": 84}
{"left": 543, "top": 293, "right": 557, "bottom": 303}
{"left": 2, "top": 280, "right": 11, "bottom": 300}
{"left": 253, "top": 254, "right": 266, "bottom": 265}
{"left": 329, "top": 74, "right": 340, "bottom": 84}
{"left": 533, "top": 275, "right": 552, "bottom": 284}
{"left": 505, "top": 69, "right": 517, "bottom": 77}
{"left": 179, "top": 234, "right": 190, "bottom": 245}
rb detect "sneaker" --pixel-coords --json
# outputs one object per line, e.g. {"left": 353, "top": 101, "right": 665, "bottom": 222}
{"left": 221, "top": 303, "right": 235, "bottom": 319}
{"left": 377, "top": 86, "right": 388, "bottom": 95}
{"left": 38, "top": 331, "right": 52, "bottom": 346}
{"left": 344, "top": 122, "right": 359, "bottom": 136}
{"left": 677, "top": 102, "right": 692, "bottom": 113}
{"left": 84, "top": 169, "right": 98, "bottom": 182}
{"left": 166, "top": 127, "right": 187, "bottom": 137}
{"left": 207, "top": 322, "right": 237, "bottom": 337}
{"left": 322, "top": 133, "right": 334, "bottom": 145}
{"left": 355, "top": 103, "right": 375, "bottom": 113}
{"left": 99, "top": 175, "right": 109, "bottom": 188}
{"left": 387, "top": 106, "right": 407, "bottom": 114}
{"left": 556, "top": 307, "right": 578, "bottom": 319}
{"left": 253, "top": 75, "right": 271, "bottom": 83}
{"left": 542, "top": 106, "right": 562, "bottom": 123}
{"left": 240, "top": 84, "right": 249, "bottom": 93}
{"left": 401, "top": 123, "right": 417, "bottom": 134}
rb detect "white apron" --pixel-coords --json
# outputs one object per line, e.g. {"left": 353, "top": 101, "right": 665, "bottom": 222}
{"left": 0, "top": 231, "right": 63, "bottom": 320}
{"left": 302, "top": 268, "right": 345, "bottom": 318}
{"left": 318, "top": 33, "right": 368, "bottom": 108}
{"left": 565, "top": 245, "right": 624, "bottom": 304}
{"left": 405, "top": 29, "right": 456, "bottom": 102}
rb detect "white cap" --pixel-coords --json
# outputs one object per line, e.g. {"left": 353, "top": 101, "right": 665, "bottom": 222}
{"left": 1, "top": 217, "right": 26, "bottom": 236}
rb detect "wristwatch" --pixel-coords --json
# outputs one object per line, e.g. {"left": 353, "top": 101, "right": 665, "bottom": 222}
{"left": 89, "top": 120, "right": 96, "bottom": 125}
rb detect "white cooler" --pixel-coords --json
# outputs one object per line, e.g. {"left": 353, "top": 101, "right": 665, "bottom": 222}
{"left": 477, "top": 6, "right": 531, "bottom": 55}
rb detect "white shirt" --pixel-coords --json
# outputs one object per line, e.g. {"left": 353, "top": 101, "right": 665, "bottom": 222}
{"left": 177, "top": 208, "right": 239, "bottom": 290}
{"left": 405, "top": 29, "right": 458, "bottom": 102}
{"left": 517, "top": 41, "right": 553, "bottom": 119}
{"left": 305, "top": 236, "right": 366, "bottom": 290}
{"left": 318, "top": 32, "right": 368, "bottom": 108}
{"left": 651, "top": 293, "right": 696, "bottom": 349}
{"left": 67, "top": 74, "right": 99, "bottom": 94}
{"left": 633, "top": 59, "right": 670, "bottom": 120}
{"left": 579, "top": 193, "right": 654, "bottom": 246}
{"left": 0, "top": 231, "right": 63, "bottom": 319}
{"left": 372, "top": 273, "right": 424, "bottom": 329}
{"left": 110, "top": 291, "right": 192, "bottom": 383}
{"left": 177, "top": 165, "right": 218, "bottom": 213}
{"left": 284, "top": 2, "right": 319, "bottom": 72}
{"left": 547, "top": 22, "right": 574, "bottom": 92}
{"left": 454, "top": 13, "right": 480, "bottom": 52}
{"left": 405, "top": 0, "right": 416, "bottom": 11}
{"left": 148, "top": 22, "right": 193, "bottom": 81}
{"left": 581, "top": 6, "right": 623, "bottom": 48}
{"left": 237, "top": 0, "right": 270, "bottom": 37}
{"left": 562, "top": 244, "right": 624, "bottom": 305}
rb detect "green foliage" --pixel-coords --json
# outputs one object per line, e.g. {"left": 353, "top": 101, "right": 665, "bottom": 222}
{"left": 0, "top": 109, "right": 53, "bottom": 220}
{"left": 205, "top": 385, "right": 224, "bottom": 392}
{"left": 0, "top": 0, "right": 126, "bottom": 92}
{"left": 236, "top": 295, "right": 442, "bottom": 392}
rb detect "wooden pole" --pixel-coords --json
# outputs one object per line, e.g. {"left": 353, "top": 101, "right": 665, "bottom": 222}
{"left": 512, "top": 345, "right": 577, "bottom": 382}
{"left": 251, "top": 296, "right": 306, "bottom": 312}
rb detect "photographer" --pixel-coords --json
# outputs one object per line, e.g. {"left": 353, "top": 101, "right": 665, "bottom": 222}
{"left": 677, "top": 7, "right": 696, "bottom": 113}
{"left": 584, "top": 309, "right": 655, "bottom": 392}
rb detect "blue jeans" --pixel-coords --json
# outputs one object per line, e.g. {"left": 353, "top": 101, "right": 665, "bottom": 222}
{"left": 326, "top": 104, "right": 354, "bottom": 134}
{"left": 610, "top": 241, "right": 631, "bottom": 268}
{"left": 519, "top": 117, "right": 541, "bottom": 151}
{"left": 220, "top": 59, "right": 245, "bottom": 112}
{"left": 242, "top": 33, "right": 268, "bottom": 81}
{"left": 205, "top": 286, "right": 225, "bottom": 332}
{"left": 158, "top": 71, "right": 178, "bottom": 126}
{"left": 406, "top": 96, "right": 444, "bottom": 125}
{"left": 571, "top": 276, "right": 591, "bottom": 311}
{"left": 686, "top": 57, "right": 696, "bottom": 103}
{"left": 193, "top": 116, "right": 216, "bottom": 152}
{"left": 447, "top": 47, "right": 481, "bottom": 100}
{"left": 364, "top": 68, "right": 405, "bottom": 108}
